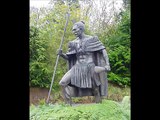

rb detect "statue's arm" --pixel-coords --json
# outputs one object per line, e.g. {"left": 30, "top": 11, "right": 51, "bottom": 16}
{"left": 57, "top": 49, "right": 69, "bottom": 60}
{"left": 102, "top": 49, "right": 111, "bottom": 71}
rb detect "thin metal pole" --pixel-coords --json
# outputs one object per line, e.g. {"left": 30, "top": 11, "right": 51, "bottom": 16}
{"left": 46, "top": 11, "right": 70, "bottom": 104}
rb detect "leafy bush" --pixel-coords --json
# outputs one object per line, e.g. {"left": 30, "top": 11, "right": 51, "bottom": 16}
{"left": 108, "top": 45, "right": 130, "bottom": 86}
{"left": 30, "top": 26, "right": 52, "bottom": 88}
{"left": 30, "top": 99, "right": 130, "bottom": 120}
{"left": 106, "top": 9, "right": 131, "bottom": 86}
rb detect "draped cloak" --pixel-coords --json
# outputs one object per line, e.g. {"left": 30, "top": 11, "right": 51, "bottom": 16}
{"left": 65, "top": 36, "right": 109, "bottom": 97}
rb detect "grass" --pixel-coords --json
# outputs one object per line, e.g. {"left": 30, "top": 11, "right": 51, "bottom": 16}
{"left": 107, "top": 81, "right": 130, "bottom": 102}
{"left": 30, "top": 97, "right": 130, "bottom": 120}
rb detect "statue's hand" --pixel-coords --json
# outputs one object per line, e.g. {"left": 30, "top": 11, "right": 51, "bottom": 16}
{"left": 104, "top": 65, "right": 111, "bottom": 72}
{"left": 57, "top": 49, "right": 63, "bottom": 56}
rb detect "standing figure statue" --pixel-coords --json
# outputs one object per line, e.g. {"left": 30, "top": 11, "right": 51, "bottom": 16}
{"left": 57, "top": 21, "right": 110, "bottom": 104}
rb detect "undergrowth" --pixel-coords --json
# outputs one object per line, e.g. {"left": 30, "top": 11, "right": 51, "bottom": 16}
{"left": 30, "top": 96, "right": 130, "bottom": 120}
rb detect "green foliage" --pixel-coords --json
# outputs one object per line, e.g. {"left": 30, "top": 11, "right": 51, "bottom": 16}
{"left": 30, "top": 26, "right": 52, "bottom": 88}
{"left": 30, "top": 1, "right": 91, "bottom": 89}
{"left": 30, "top": 99, "right": 130, "bottom": 120}
{"left": 108, "top": 45, "right": 130, "bottom": 86}
{"left": 120, "top": 96, "right": 131, "bottom": 120}
{"left": 104, "top": 8, "right": 131, "bottom": 86}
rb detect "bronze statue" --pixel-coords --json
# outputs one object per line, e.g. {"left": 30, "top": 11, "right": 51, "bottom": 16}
{"left": 57, "top": 21, "right": 110, "bottom": 104}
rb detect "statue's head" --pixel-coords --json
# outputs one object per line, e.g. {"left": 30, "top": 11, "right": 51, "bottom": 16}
{"left": 72, "top": 21, "right": 85, "bottom": 37}
{"left": 73, "top": 21, "right": 85, "bottom": 31}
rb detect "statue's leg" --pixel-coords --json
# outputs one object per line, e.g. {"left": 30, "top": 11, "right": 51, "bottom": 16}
{"left": 59, "top": 69, "right": 72, "bottom": 105}
{"left": 92, "top": 81, "right": 102, "bottom": 103}
{"left": 92, "top": 66, "right": 106, "bottom": 103}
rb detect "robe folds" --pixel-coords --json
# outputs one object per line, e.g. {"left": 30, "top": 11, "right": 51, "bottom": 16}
{"left": 65, "top": 36, "right": 108, "bottom": 97}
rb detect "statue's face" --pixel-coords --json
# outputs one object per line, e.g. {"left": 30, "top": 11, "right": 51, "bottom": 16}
{"left": 72, "top": 25, "right": 83, "bottom": 37}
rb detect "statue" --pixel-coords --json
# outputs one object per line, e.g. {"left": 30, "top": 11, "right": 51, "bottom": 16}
{"left": 57, "top": 21, "right": 110, "bottom": 104}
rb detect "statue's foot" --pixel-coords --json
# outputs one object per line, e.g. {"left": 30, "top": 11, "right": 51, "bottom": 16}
{"left": 93, "top": 87, "right": 102, "bottom": 103}
{"left": 95, "top": 95, "right": 102, "bottom": 103}
{"left": 64, "top": 98, "right": 72, "bottom": 105}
